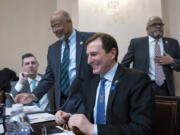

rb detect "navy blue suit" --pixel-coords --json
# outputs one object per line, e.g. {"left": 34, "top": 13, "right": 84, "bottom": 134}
{"left": 33, "top": 30, "right": 94, "bottom": 109}
{"left": 121, "top": 36, "right": 180, "bottom": 96}
{"left": 70, "top": 64, "right": 154, "bottom": 135}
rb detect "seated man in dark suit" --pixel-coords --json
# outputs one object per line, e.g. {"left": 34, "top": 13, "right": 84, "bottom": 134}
{"left": 55, "top": 33, "right": 154, "bottom": 135}
{"left": 6, "top": 53, "right": 50, "bottom": 110}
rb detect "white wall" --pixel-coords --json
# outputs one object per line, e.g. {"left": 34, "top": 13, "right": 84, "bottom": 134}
{"left": 78, "top": 0, "right": 162, "bottom": 60}
{"left": 0, "top": 0, "right": 179, "bottom": 94}
{"left": 0, "top": 0, "right": 57, "bottom": 74}
{"left": 162, "top": 0, "right": 180, "bottom": 95}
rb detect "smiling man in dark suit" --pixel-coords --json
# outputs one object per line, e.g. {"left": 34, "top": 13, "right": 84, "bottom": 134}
{"left": 55, "top": 33, "right": 154, "bottom": 135}
{"left": 121, "top": 16, "right": 180, "bottom": 96}
{"left": 15, "top": 9, "right": 94, "bottom": 110}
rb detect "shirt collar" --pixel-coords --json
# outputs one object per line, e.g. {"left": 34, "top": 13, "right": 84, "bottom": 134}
{"left": 149, "top": 36, "right": 163, "bottom": 43}
{"left": 101, "top": 62, "right": 118, "bottom": 82}
{"left": 28, "top": 74, "right": 41, "bottom": 83}
{"left": 66, "top": 29, "right": 76, "bottom": 43}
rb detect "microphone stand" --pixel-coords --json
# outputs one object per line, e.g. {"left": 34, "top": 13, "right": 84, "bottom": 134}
{"left": 3, "top": 115, "right": 6, "bottom": 133}
{"left": 58, "top": 77, "right": 84, "bottom": 135}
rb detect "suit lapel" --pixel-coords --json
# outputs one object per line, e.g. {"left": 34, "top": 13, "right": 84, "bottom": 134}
{"left": 54, "top": 40, "right": 62, "bottom": 81}
{"left": 22, "top": 81, "right": 31, "bottom": 93}
{"left": 143, "top": 37, "right": 150, "bottom": 73}
{"left": 162, "top": 38, "right": 170, "bottom": 75}
{"left": 87, "top": 76, "right": 100, "bottom": 121}
{"left": 163, "top": 38, "right": 169, "bottom": 53}
{"left": 107, "top": 65, "right": 124, "bottom": 114}
{"left": 76, "top": 31, "right": 84, "bottom": 74}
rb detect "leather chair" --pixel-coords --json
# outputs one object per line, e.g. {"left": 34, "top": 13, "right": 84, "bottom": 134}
{"left": 0, "top": 90, "right": 5, "bottom": 104}
{"left": 155, "top": 96, "right": 180, "bottom": 135}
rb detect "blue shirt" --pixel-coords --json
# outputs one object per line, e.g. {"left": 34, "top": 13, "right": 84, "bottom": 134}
{"left": 60, "top": 29, "right": 76, "bottom": 85}
{"left": 93, "top": 63, "right": 118, "bottom": 135}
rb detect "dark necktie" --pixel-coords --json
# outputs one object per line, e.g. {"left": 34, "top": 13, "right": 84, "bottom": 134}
{"left": 155, "top": 41, "right": 164, "bottom": 86}
{"left": 60, "top": 40, "right": 70, "bottom": 96}
{"left": 96, "top": 78, "right": 106, "bottom": 124}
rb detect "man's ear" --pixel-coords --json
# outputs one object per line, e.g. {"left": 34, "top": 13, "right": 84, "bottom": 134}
{"left": 111, "top": 48, "right": 117, "bottom": 59}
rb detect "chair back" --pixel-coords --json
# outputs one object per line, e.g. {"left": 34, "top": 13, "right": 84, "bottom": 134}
{"left": 155, "top": 96, "right": 180, "bottom": 135}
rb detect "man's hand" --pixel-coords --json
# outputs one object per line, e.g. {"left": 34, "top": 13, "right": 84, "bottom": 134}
{"left": 15, "top": 93, "right": 37, "bottom": 104}
{"left": 68, "top": 114, "right": 94, "bottom": 135}
{"left": 154, "top": 51, "right": 174, "bottom": 65}
{"left": 55, "top": 110, "right": 70, "bottom": 125}
{"left": 18, "top": 72, "right": 32, "bottom": 84}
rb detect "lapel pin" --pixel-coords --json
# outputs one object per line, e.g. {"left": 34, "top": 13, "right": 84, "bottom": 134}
{"left": 80, "top": 41, "right": 84, "bottom": 45}
{"left": 165, "top": 40, "right": 168, "bottom": 44}
{"left": 111, "top": 80, "right": 119, "bottom": 91}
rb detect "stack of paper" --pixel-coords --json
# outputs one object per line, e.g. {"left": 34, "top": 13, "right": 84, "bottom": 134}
{"left": 6, "top": 105, "right": 42, "bottom": 115}
{"left": 28, "top": 113, "right": 55, "bottom": 124}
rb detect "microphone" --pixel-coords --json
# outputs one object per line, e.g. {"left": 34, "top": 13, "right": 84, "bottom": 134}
{"left": 59, "top": 76, "right": 83, "bottom": 110}
{"left": 26, "top": 77, "right": 84, "bottom": 134}
{"left": 61, "top": 76, "right": 84, "bottom": 135}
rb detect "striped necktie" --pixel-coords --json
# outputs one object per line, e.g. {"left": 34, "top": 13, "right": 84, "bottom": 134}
{"left": 155, "top": 40, "right": 164, "bottom": 86}
{"left": 60, "top": 40, "right": 70, "bottom": 96}
{"left": 96, "top": 78, "right": 106, "bottom": 124}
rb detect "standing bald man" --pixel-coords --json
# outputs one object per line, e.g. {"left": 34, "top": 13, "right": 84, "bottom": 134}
{"left": 121, "top": 16, "right": 180, "bottom": 96}
{"left": 15, "top": 9, "right": 94, "bottom": 110}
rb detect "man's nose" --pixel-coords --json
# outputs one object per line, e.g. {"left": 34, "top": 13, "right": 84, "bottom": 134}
{"left": 88, "top": 56, "right": 92, "bottom": 65}
{"left": 29, "top": 63, "right": 33, "bottom": 67}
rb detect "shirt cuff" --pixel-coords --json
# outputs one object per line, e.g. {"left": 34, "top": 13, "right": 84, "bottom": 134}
{"left": 14, "top": 82, "right": 24, "bottom": 92}
{"left": 93, "top": 124, "right": 98, "bottom": 135}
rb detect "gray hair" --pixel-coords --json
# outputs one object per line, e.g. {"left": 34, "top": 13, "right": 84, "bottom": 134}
{"left": 146, "top": 16, "right": 162, "bottom": 28}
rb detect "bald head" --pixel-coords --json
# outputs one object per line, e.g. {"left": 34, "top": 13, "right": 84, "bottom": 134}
{"left": 50, "top": 9, "right": 73, "bottom": 40}
{"left": 50, "top": 9, "right": 71, "bottom": 23}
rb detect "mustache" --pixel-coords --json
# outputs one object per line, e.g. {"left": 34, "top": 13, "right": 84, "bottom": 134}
{"left": 59, "top": 35, "right": 65, "bottom": 41}
{"left": 152, "top": 31, "right": 163, "bottom": 38}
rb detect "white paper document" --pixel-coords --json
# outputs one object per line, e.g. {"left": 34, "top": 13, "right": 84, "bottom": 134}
{"left": 50, "top": 126, "right": 75, "bottom": 135}
{"left": 28, "top": 113, "right": 55, "bottom": 124}
{"left": 0, "top": 124, "right": 4, "bottom": 134}
{"left": 6, "top": 106, "right": 42, "bottom": 115}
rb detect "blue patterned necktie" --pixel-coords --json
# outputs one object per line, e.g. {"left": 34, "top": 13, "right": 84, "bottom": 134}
{"left": 96, "top": 78, "right": 106, "bottom": 124}
{"left": 60, "top": 40, "right": 70, "bottom": 96}
{"left": 155, "top": 40, "right": 164, "bottom": 86}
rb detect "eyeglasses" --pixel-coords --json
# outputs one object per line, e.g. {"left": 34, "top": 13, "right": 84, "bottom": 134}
{"left": 49, "top": 23, "right": 65, "bottom": 32}
{"left": 149, "top": 23, "right": 164, "bottom": 27}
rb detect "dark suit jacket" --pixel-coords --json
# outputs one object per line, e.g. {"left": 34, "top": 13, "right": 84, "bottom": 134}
{"left": 121, "top": 36, "right": 180, "bottom": 96}
{"left": 78, "top": 64, "right": 154, "bottom": 135}
{"left": 33, "top": 30, "right": 94, "bottom": 109}
{"left": 6, "top": 74, "right": 50, "bottom": 110}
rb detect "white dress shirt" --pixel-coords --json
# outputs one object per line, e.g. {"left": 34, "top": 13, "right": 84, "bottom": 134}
{"left": 148, "top": 36, "right": 166, "bottom": 81}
